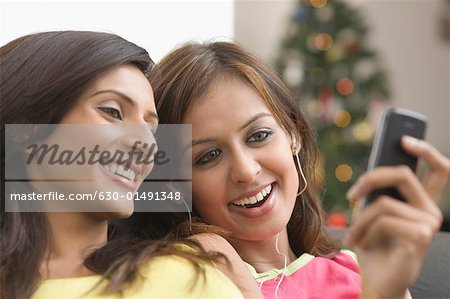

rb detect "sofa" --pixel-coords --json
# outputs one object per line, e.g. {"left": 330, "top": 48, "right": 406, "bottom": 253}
{"left": 330, "top": 229, "right": 450, "bottom": 299}
{"left": 410, "top": 232, "right": 450, "bottom": 299}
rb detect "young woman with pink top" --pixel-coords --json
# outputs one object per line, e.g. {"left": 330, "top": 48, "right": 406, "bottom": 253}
{"left": 148, "top": 41, "right": 450, "bottom": 299}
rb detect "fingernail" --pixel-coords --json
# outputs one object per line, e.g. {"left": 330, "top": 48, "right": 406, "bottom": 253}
{"left": 348, "top": 198, "right": 357, "bottom": 210}
{"left": 402, "top": 135, "right": 418, "bottom": 147}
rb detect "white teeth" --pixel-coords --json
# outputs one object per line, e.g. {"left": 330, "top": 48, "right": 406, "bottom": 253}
{"left": 117, "top": 166, "right": 125, "bottom": 176}
{"left": 103, "top": 162, "right": 137, "bottom": 181}
{"left": 261, "top": 189, "right": 267, "bottom": 197}
{"left": 256, "top": 193, "right": 263, "bottom": 201}
{"left": 127, "top": 169, "right": 136, "bottom": 180}
{"left": 233, "top": 184, "right": 272, "bottom": 207}
{"left": 116, "top": 164, "right": 136, "bottom": 181}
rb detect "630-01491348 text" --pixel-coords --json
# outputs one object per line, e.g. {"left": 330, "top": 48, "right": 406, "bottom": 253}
{"left": 9, "top": 191, "right": 182, "bottom": 201}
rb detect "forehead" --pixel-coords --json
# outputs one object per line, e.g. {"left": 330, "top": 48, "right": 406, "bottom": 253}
{"left": 183, "top": 77, "right": 272, "bottom": 135}
{"left": 81, "top": 64, "right": 155, "bottom": 108}
{"left": 88, "top": 65, "right": 151, "bottom": 92}
{"left": 186, "top": 76, "right": 271, "bottom": 120}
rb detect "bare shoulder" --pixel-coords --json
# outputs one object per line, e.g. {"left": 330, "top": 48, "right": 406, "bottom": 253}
{"left": 188, "top": 233, "right": 262, "bottom": 299}
{"left": 189, "top": 233, "right": 237, "bottom": 255}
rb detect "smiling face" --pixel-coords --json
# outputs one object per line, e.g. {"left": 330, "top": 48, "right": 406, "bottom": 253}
{"left": 27, "top": 64, "right": 158, "bottom": 217}
{"left": 184, "top": 76, "right": 299, "bottom": 241}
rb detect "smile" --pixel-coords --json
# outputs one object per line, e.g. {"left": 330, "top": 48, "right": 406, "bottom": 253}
{"left": 232, "top": 184, "right": 273, "bottom": 208}
{"left": 101, "top": 162, "right": 137, "bottom": 181}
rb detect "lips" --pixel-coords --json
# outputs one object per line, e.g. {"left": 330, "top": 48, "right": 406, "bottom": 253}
{"left": 228, "top": 183, "right": 277, "bottom": 218}
{"left": 231, "top": 184, "right": 273, "bottom": 208}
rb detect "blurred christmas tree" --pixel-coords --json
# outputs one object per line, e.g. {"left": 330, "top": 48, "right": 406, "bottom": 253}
{"left": 277, "top": 0, "right": 390, "bottom": 212}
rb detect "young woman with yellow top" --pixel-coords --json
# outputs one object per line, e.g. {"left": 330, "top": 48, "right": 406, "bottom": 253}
{"left": 0, "top": 32, "right": 260, "bottom": 299}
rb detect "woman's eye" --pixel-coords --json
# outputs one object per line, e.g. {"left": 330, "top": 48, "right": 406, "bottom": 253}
{"left": 98, "top": 107, "right": 123, "bottom": 120}
{"left": 247, "top": 130, "right": 272, "bottom": 143}
{"left": 196, "top": 149, "right": 222, "bottom": 165}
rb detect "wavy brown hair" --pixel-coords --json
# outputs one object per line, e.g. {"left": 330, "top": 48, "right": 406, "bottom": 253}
{"left": 0, "top": 32, "right": 222, "bottom": 299}
{"left": 150, "top": 41, "right": 340, "bottom": 257}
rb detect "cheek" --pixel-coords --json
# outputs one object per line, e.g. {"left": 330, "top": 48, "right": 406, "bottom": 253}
{"left": 59, "top": 103, "right": 95, "bottom": 124}
{"left": 192, "top": 171, "right": 225, "bottom": 220}
{"left": 268, "top": 143, "right": 299, "bottom": 195}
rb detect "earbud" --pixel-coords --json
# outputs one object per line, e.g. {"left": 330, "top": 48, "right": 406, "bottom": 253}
{"left": 291, "top": 131, "right": 308, "bottom": 196}
{"left": 290, "top": 131, "right": 300, "bottom": 154}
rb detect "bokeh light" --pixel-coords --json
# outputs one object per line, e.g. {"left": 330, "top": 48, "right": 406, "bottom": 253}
{"left": 327, "top": 212, "right": 348, "bottom": 228}
{"left": 314, "top": 33, "right": 333, "bottom": 51}
{"left": 352, "top": 121, "right": 374, "bottom": 142}
{"left": 310, "top": 0, "right": 327, "bottom": 9}
{"left": 336, "top": 78, "right": 354, "bottom": 96}
{"left": 333, "top": 110, "right": 351, "bottom": 128}
{"left": 325, "top": 44, "right": 345, "bottom": 62}
{"left": 335, "top": 164, "right": 353, "bottom": 182}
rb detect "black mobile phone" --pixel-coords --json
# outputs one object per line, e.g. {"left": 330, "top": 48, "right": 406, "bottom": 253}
{"left": 363, "top": 108, "right": 427, "bottom": 207}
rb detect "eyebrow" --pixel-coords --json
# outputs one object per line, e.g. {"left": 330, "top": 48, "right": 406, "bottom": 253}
{"left": 191, "top": 137, "right": 218, "bottom": 148}
{"left": 92, "top": 89, "right": 159, "bottom": 121}
{"left": 188, "top": 112, "right": 273, "bottom": 150}
{"left": 239, "top": 112, "right": 272, "bottom": 131}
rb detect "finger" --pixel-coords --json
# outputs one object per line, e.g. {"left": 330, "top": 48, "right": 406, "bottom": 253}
{"left": 354, "top": 215, "right": 434, "bottom": 251}
{"left": 401, "top": 136, "right": 450, "bottom": 199}
{"left": 423, "top": 170, "right": 450, "bottom": 202}
{"left": 347, "top": 166, "right": 438, "bottom": 214}
{"left": 401, "top": 136, "right": 450, "bottom": 174}
{"left": 346, "top": 196, "right": 440, "bottom": 246}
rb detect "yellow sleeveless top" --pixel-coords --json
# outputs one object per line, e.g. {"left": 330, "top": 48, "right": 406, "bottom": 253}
{"left": 31, "top": 254, "right": 243, "bottom": 299}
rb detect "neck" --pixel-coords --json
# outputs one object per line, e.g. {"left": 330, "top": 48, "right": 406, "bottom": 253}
{"left": 41, "top": 212, "right": 108, "bottom": 279}
{"left": 230, "top": 228, "right": 297, "bottom": 273}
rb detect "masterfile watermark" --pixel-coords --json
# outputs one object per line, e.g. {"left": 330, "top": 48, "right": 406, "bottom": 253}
{"left": 25, "top": 141, "right": 169, "bottom": 170}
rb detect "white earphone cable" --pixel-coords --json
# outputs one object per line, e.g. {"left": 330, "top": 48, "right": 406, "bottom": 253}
{"left": 168, "top": 183, "right": 193, "bottom": 233}
{"left": 295, "top": 153, "right": 308, "bottom": 196}
{"left": 181, "top": 197, "right": 193, "bottom": 233}
{"left": 274, "top": 232, "right": 288, "bottom": 299}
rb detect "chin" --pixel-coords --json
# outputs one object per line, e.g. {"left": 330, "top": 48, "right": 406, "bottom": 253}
{"left": 234, "top": 225, "right": 288, "bottom": 241}
{"left": 111, "top": 211, "right": 133, "bottom": 219}
{"left": 106, "top": 208, "right": 134, "bottom": 219}
{"left": 99, "top": 200, "right": 134, "bottom": 219}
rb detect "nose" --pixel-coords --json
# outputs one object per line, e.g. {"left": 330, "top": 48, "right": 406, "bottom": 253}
{"left": 229, "top": 147, "right": 261, "bottom": 184}
{"left": 121, "top": 124, "right": 158, "bottom": 156}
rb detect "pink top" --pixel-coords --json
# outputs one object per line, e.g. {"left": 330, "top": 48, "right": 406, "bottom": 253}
{"left": 246, "top": 250, "right": 361, "bottom": 299}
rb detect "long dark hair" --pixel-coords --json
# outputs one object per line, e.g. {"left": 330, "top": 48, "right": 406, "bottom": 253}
{"left": 0, "top": 31, "right": 219, "bottom": 299}
{"left": 149, "top": 41, "right": 340, "bottom": 257}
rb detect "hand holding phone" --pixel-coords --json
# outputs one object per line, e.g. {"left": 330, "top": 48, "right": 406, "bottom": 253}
{"left": 363, "top": 108, "right": 427, "bottom": 207}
